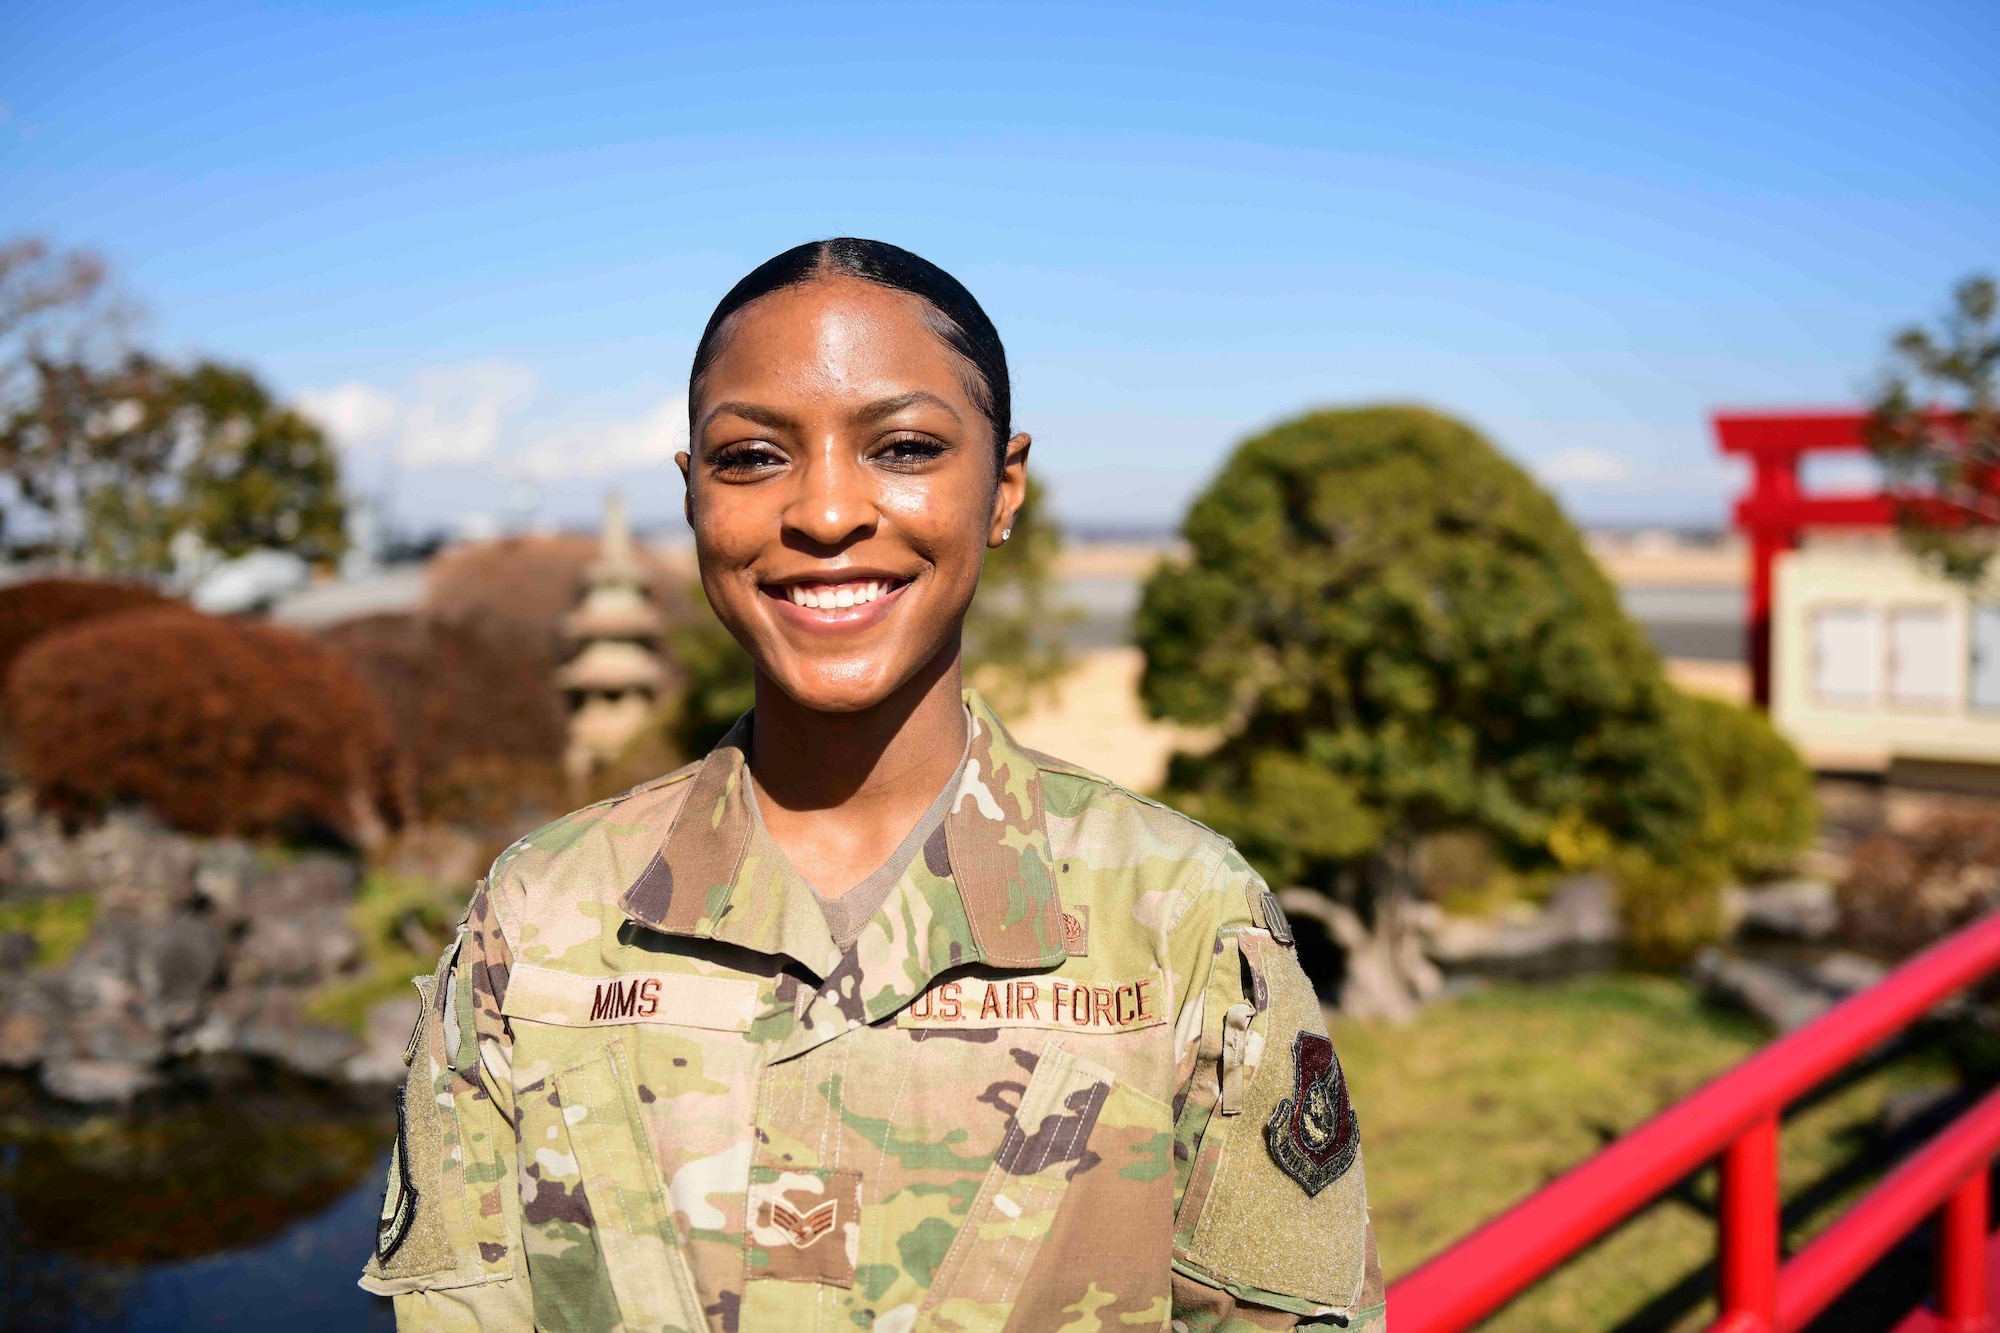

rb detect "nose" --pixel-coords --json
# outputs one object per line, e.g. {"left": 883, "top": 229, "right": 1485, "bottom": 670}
{"left": 782, "top": 438, "right": 878, "bottom": 551}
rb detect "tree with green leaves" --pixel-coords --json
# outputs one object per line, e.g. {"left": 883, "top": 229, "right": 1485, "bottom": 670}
{"left": 1, "top": 236, "right": 347, "bottom": 574}
{"left": 1868, "top": 273, "right": 2000, "bottom": 585}
{"left": 664, "top": 473, "right": 1073, "bottom": 757}
{"left": 173, "top": 362, "right": 348, "bottom": 565}
{"left": 1136, "top": 406, "right": 1709, "bottom": 1015}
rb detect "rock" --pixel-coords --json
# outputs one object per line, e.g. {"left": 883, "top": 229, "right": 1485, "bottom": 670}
{"left": 0, "top": 1006, "right": 50, "bottom": 1068}
{"left": 0, "top": 931, "right": 37, "bottom": 970}
{"left": 0, "top": 816, "right": 371, "bottom": 1100}
{"left": 1881, "top": 1086, "right": 1958, "bottom": 1138}
{"left": 1422, "top": 874, "right": 1624, "bottom": 981}
{"left": 1695, "top": 949, "right": 1836, "bottom": 1032}
{"left": 193, "top": 841, "right": 259, "bottom": 913}
{"left": 1809, "top": 950, "right": 1889, "bottom": 996}
{"left": 40, "top": 1057, "right": 162, "bottom": 1104}
{"left": 231, "top": 906, "right": 358, "bottom": 985}
{"left": 64, "top": 915, "right": 225, "bottom": 1034}
{"left": 1738, "top": 879, "right": 1839, "bottom": 942}
{"left": 246, "top": 855, "right": 360, "bottom": 913}
{"left": 219, "top": 986, "right": 363, "bottom": 1079}
{"left": 345, "top": 996, "right": 421, "bottom": 1085}
{"left": 76, "top": 812, "right": 203, "bottom": 919}
{"left": 1694, "top": 948, "right": 1891, "bottom": 1033}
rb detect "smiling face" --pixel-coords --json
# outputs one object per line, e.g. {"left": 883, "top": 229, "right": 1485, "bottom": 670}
{"left": 680, "top": 276, "right": 1029, "bottom": 715}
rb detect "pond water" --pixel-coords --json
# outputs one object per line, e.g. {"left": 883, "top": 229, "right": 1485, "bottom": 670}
{"left": 0, "top": 1072, "right": 396, "bottom": 1330}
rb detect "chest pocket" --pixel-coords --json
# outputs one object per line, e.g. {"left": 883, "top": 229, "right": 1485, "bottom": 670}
{"left": 524, "top": 1037, "right": 708, "bottom": 1333}
{"left": 921, "top": 1043, "right": 1173, "bottom": 1333}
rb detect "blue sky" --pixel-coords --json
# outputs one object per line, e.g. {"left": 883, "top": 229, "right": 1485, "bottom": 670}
{"left": 5, "top": 0, "right": 1995, "bottom": 534}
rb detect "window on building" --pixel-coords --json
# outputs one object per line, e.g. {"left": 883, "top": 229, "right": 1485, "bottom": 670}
{"left": 1809, "top": 606, "right": 1881, "bottom": 706}
{"left": 1886, "top": 606, "right": 1952, "bottom": 708}
{"left": 1972, "top": 606, "right": 2000, "bottom": 712}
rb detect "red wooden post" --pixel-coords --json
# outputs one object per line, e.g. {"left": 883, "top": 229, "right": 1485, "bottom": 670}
{"left": 1938, "top": 1167, "right": 1990, "bottom": 1333}
{"left": 1740, "top": 449, "right": 1801, "bottom": 710}
{"left": 1720, "top": 1115, "right": 1781, "bottom": 1331}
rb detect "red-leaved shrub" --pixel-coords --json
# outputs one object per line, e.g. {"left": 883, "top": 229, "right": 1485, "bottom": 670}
{"left": 6, "top": 608, "right": 395, "bottom": 842}
{"left": 0, "top": 578, "right": 182, "bottom": 716}
{"left": 319, "top": 612, "right": 570, "bottom": 831}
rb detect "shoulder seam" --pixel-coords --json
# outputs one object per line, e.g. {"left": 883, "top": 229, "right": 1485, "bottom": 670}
{"left": 615, "top": 760, "right": 703, "bottom": 800}
{"left": 1164, "top": 839, "right": 1236, "bottom": 937}
{"left": 1027, "top": 749, "right": 1230, "bottom": 841}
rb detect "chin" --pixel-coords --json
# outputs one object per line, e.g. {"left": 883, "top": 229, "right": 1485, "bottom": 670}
{"left": 768, "top": 640, "right": 948, "bottom": 712}
{"left": 772, "top": 658, "right": 912, "bottom": 715}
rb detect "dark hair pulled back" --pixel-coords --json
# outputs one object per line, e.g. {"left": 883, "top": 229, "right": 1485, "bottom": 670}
{"left": 688, "top": 238, "right": 1012, "bottom": 460}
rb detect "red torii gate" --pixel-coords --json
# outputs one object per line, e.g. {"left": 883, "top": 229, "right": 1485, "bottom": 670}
{"left": 1713, "top": 411, "right": 1894, "bottom": 708}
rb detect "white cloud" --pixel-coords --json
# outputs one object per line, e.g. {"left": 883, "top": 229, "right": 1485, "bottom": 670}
{"left": 397, "top": 363, "right": 539, "bottom": 467}
{"left": 508, "top": 392, "right": 688, "bottom": 483}
{"left": 1536, "top": 447, "right": 1635, "bottom": 485}
{"left": 297, "top": 382, "right": 400, "bottom": 449}
{"left": 298, "top": 362, "right": 540, "bottom": 471}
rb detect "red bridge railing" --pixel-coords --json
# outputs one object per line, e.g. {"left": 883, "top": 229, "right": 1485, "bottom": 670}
{"left": 1386, "top": 912, "right": 2000, "bottom": 1333}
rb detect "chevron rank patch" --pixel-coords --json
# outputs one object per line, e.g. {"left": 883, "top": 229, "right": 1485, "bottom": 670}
{"left": 1266, "top": 1032, "right": 1360, "bottom": 1197}
{"left": 747, "top": 1166, "right": 861, "bottom": 1287}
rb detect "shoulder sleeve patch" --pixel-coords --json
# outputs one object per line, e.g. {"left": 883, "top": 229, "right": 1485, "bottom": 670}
{"left": 1266, "top": 1032, "right": 1359, "bottom": 1196}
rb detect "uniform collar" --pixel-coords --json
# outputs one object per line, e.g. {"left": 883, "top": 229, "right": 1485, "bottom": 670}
{"left": 619, "top": 689, "right": 1066, "bottom": 1049}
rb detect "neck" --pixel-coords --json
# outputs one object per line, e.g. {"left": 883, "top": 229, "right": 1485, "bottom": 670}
{"left": 747, "top": 640, "right": 968, "bottom": 817}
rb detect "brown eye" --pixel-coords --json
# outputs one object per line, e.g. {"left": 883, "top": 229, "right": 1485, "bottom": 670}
{"left": 879, "top": 436, "right": 947, "bottom": 466}
{"left": 709, "top": 443, "right": 785, "bottom": 474}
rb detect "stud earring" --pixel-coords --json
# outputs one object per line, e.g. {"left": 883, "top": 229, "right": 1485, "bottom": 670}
{"left": 1001, "top": 528, "right": 1012, "bottom": 541}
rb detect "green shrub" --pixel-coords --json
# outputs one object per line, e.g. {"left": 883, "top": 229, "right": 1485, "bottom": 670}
{"left": 0, "top": 894, "right": 98, "bottom": 969}
{"left": 1138, "top": 405, "right": 1704, "bottom": 893}
{"left": 307, "top": 870, "right": 463, "bottom": 1031}
{"left": 1616, "top": 849, "right": 1726, "bottom": 970}
{"left": 1674, "top": 692, "right": 1817, "bottom": 883}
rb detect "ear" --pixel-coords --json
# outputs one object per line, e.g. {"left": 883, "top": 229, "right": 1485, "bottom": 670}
{"left": 988, "top": 433, "right": 1032, "bottom": 548}
{"left": 676, "top": 450, "right": 694, "bottom": 528}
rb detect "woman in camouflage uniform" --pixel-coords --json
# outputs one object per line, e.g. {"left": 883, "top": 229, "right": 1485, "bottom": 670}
{"left": 361, "top": 238, "right": 1386, "bottom": 1332}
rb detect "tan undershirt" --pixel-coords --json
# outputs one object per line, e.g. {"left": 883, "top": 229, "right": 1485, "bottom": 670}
{"left": 744, "top": 724, "right": 970, "bottom": 952}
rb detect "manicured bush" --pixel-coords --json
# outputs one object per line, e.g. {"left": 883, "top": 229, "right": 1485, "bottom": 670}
{"left": 1616, "top": 849, "right": 1728, "bottom": 970}
{"left": 0, "top": 578, "right": 181, "bottom": 716}
{"left": 1673, "top": 693, "right": 1817, "bottom": 884}
{"left": 6, "top": 608, "right": 394, "bottom": 843}
{"left": 319, "top": 611, "right": 569, "bottom": 830}
{"left": 1138, "top": 405, "right": 1705, "bottom": 883}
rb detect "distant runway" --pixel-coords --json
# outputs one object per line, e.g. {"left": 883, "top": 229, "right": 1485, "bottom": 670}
{"left": 1057, "top": 577, "right": 1747, "bottom": 663}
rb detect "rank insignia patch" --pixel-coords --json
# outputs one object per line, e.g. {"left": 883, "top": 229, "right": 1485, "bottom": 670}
{"left": 1266, "top": 1032, "right": 1359, "bottom": 1196}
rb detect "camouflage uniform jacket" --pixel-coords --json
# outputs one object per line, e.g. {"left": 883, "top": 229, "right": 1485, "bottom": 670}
{"left": 361, "top": 691, "right": 1386, "bottom": 1332}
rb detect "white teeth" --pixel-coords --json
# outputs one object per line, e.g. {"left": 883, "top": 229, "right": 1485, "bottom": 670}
{"left": 784, "top": 580, "right": 897, "bottom": 610}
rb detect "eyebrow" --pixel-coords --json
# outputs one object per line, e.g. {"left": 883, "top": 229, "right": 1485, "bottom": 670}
{"left": 704, "top": 391, "right": 964, "bottom": 436}
{"left": 705, "top": 400, "right": 800, "bottom": 431}
{"left": 851, "top": 390, "right": 962, "bottom": 426}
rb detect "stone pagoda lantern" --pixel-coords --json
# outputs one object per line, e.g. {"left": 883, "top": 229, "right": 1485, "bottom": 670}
{"left": 557, "top": 490, "right": 666, "bottom": 786}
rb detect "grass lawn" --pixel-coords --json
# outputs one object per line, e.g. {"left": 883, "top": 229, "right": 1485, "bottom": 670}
{"left": 1332, "top": 974, "right": 1961, "bottom": 1332}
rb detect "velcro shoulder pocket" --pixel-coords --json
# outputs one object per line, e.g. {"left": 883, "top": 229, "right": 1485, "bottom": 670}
{"left": 1172, "top": 930, "right": 1371, "bottom": 1316}
{"left": 361, "top": 937, "right": 521, "bottom": 1297}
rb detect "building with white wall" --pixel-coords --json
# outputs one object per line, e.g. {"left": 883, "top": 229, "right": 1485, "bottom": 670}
{"left": 1772, "top": 545, "right": 2000, "bottom": 785}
